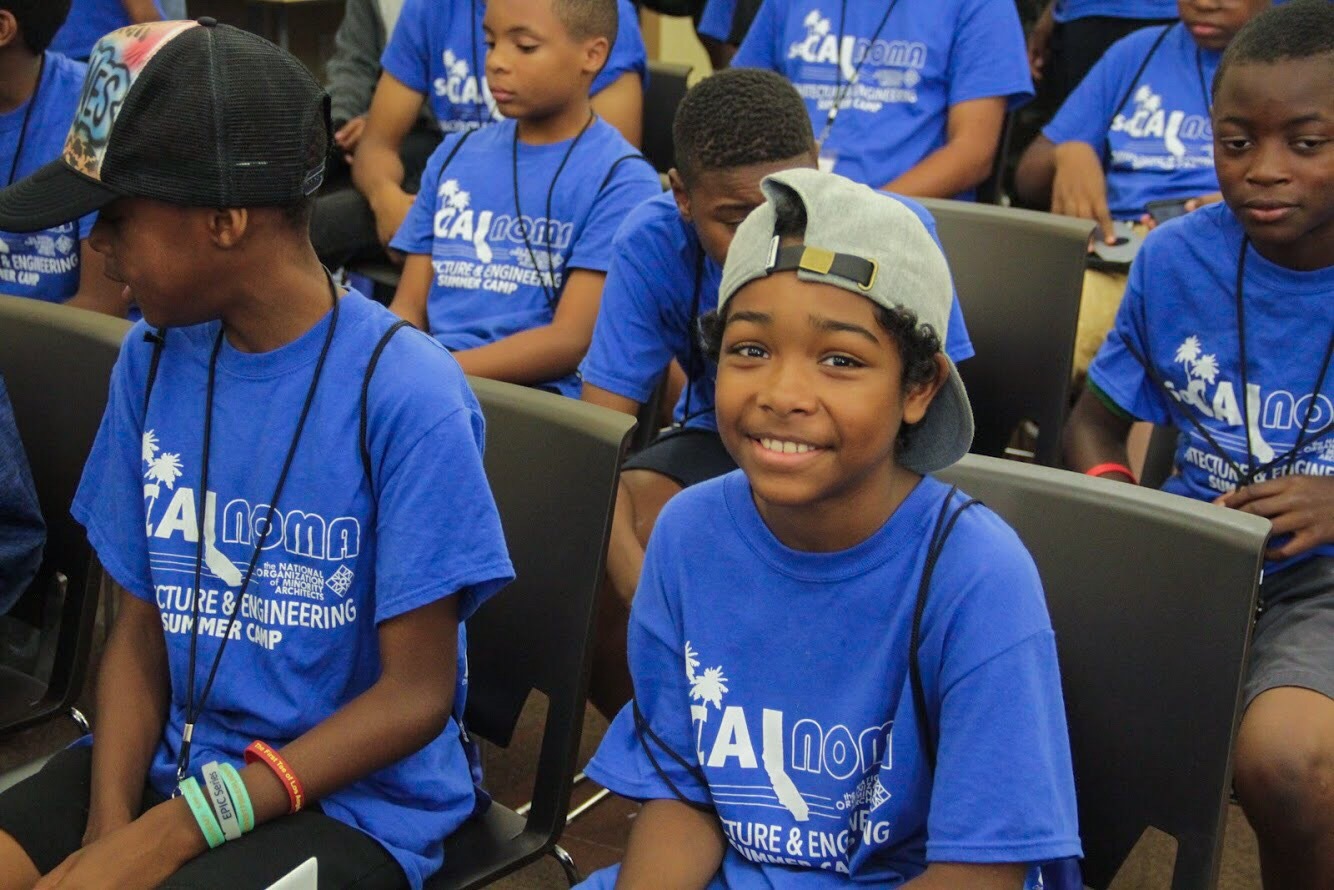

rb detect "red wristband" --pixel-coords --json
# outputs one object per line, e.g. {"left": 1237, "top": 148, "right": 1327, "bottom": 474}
{"left": 244, "top": 741, "right": 304, "bottom": 814}
{"left": 1085, "top": 462, "right": 1138, "bottom": 484}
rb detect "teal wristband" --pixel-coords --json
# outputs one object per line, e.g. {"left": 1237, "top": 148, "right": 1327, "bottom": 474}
{"left": 179, "top": 776, "right": 227, "bottom": 849}
{"left": 218, "top": 762, "right": 255, "bottom": 834}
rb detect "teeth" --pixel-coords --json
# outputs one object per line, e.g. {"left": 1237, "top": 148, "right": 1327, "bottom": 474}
{"left": 760, "top": 438, "right": 814, "bottom": 454}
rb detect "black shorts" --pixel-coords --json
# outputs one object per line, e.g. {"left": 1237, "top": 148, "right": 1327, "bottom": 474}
{"left": 0, "top": 746, "right": 408, "bottom": 889}
{"left": 621, "top": 427, "right": 737, "bottom": 489}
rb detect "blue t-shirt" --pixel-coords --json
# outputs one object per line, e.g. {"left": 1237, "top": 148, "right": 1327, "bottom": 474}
{"left": 0, "top": 52, "right": 93, "bottom": 303}
{"left": 584, "top": 472, "right": 1081, "bottom": 886}
{"left": 0, "top": 374, "right": 43, "bottom": 616}
{"left": 1043, "top": 24, "right": 1218, "bottom": 220}
{"left": 732, "top": 0, "right": 1032, "bottom": 198}
{"left": 70, "top": 291, "right": 515, "bottom": 889}
{"left": 1052, "top": 1, "right": 1177, "bottom": 23}
{"left": 699, "top": 0, "right": 738, "bottom": 41}
{"left": 578, "top": 190, "right": 976, "bottom": 432}
{"left": 391, "top": 118, "right": 660, "bottom": 397}
{"left": 49, "top": 0, "right": 166, "bottom": 59}
{"left": 381, "top": 0, "right": 647, "bottom": 136}
{"left": 1089, "top": 203, "right": 1334, "bottom": 572}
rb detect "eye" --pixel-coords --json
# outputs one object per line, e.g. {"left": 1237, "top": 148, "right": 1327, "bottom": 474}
{"left": 726, "top": 342, "right": 768, "bottom": 360}
{"left": 1292, "top": 136, "right": 1329, "bottom": 153}
{"left": 820, "top": 354, "right": 865, "bottom": 369}
{"left": 517, "top": 42, "right": 540, "bottom": 53}
{"left": 1218, "top": 136, "right": 1252, "bottom": 152}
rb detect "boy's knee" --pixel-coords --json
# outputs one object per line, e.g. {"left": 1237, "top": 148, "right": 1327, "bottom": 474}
{"left": 1234, "top": 691, "right": 1334, "bottom": 828}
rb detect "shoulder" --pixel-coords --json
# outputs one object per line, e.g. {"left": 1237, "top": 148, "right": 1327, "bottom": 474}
{"left": 1104, "top": 22, "right": 1180, "bottom": 68}
{"left": 45, "top": 51, "right": 88, "bottom": 92}
{"left": 878, "top": 191, "right": 937, "bottom": 236}
{"left": 1137, "top": 202, "right": 1233, "bottom": 270}
{"left": 612, "top": 191, "right": 688, "bottom": 248}
{"left": 651, "top": 472, "right": 733, "bottom": 547}
{"left": 588, "top": 122, "right": 657, "bottom": 179}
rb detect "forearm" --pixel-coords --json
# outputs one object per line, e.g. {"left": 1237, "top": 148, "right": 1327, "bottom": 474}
{"left": 616, "top": 799, "right": 726, "bottom": 889}
{"left": 581, "top": 381, "right": 643, "bottom": 418}
{"left": 122, "top": 0, "right": 162, "bottom": 23}
{"left": 885, "top": 139, "right": 995, "bottom": 199}
{"left": 1014, "top": 136, "right": 1056, "bottom": 207}
{"left": 352, "top": 137, "right": 408, "bottom": 205}
{"left": 454, "top": 323, "right": 590, "bottom": 385}
{"left": 1063, "top": 389, "right": 1135, "bottom": 479}
{"left": 902, "top": 863, "right": 1026, "bottom": 889}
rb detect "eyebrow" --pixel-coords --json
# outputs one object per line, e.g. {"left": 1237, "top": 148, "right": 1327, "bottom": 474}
{"left": 1217, "top": 113, "right": 1329, "bottom": 127}
{"left": 725, "top": 310, "right": 771, "bottom": 328}
{"left": 809, "top": 314, "right": 881, "bottom": 345}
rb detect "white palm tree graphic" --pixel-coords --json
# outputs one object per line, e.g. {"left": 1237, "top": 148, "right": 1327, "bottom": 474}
{"left": 1192, "top": 354, "right": 1220, "bottom": 385}
{"left": 142, "top": 430, "right": 160, "bottom": 464}
{"left": 143, "top": 452, "right": 183, "bottom": 518}
{"left": 685, "top": 642, "right": 728, "bottom": 724}
{"left": 1174, "top": 336, "right": 1202, "bottom": 366}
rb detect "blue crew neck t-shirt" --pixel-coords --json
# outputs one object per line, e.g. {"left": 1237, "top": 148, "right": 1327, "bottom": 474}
{"left": 50, "top": 0, "right": 166, "bottom": 59}
{"left": 699, "top": 0, "right": 738, "bottom": 42}
{"left": 732, "top": 0, "right": 1032, "bottom": 198}
{"left": 1089, "top": 203, "right": 1334, "bottom": 573}
{"left": 0, "top": 52, "right": 93, "bottom": 303}
{"left": 1043, "top": 24, "right": 1219, "bottom": 220}
{"left": 381, "top": 0, "right": 647, "bottom": 136}
{"left": 579, "top": 190, "right": 976, "bottom": 431}
{"left": 1052, "top": 1, "right": 1178, "bottom": 23}
{"left": 584, "top": 472, "right": 1081, "bottom": 886}
{"left": 391, "top": 117, "right": 660, "bottom": 397}
{"left": 71, "top": 291, "right": 515, "bottom": 889}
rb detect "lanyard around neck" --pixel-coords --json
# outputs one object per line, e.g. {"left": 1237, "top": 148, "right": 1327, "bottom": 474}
{"left": 6, "top": 54, "right": 46, "bottom": 189}
{"left": 817, "top": 0, "right": 901, "bottom": 149}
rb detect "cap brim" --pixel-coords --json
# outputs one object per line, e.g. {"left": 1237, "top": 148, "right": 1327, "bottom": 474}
{"left": 0, "top": 160, "right": 125, "bottom": 233}
{"left": 899, "top": 356, "right": 975, "bottom": 475}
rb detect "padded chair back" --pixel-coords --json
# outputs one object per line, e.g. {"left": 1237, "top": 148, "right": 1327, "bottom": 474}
{"left": 643, "top": 61, "right": 691, "bottom": 174}
{"left": 935, "top": 455, "right": 1269, "bottom": 890}
{"left": 0, "top": 296, "right": 130, "bottom": 734}
{"left": 916, "top": 199, "right": 1093, "bottom": 466}
{"left": 461, "top": 378, "right": 635, "bottom": 842}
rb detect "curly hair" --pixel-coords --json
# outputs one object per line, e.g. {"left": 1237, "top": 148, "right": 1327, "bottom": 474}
{"left": 1213, "top": 0, "right": 1334, "bottom": 96}
{"left": 1, "top": 0, "right": 73, "bottom": 54}
{"left": 673, "top": 68, "right": 815, "bottom": 185}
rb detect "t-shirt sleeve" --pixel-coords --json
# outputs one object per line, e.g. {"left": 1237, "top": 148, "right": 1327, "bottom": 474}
{"left": 948, "top": 0, "right": 1033, "bottom": 110}
{"left": 566, "top": 158, "right": 661, "bottom": 274}
{"left": 731, "top": 0, "right": 780, "bottom": 70}
{"left": 593, "top": 0, "right": 648, "bottom": 96}
{"left": 924, "top": 523, "right": 1081, "bottom": 864}
{"left": 910, "top": 208, "right": 975, "bottom": 364}
{"left": 578, "top": 225, "right": 684, "bottom": 403}
{"left": 698, "top": 0, "right": 738, "bottom": 42}
{"left": 379, "top": 0, "right": 432, "bottom": 94}
{"left": 585, "top": 523, "right": 712, "bottom": 805}
{"left": 390, "top": 139, "right": 454, "bottom": 256}
{"left": 1086, "top": 248, "right": 1171, "bottom": 424}
{"left": 77, "top": 212, "right": 96, "bottom": 243}
{"left": 370, "top": 361, "right": 513, "bottom": 624}
{"left": 0, "top": 377, "right": 43, "bottom": 616}
{"left": 70, "top": 329, "right": 154, "bottom": 602}
{"left": 1042, "top": 39, "right": 1125, "bottom": 148}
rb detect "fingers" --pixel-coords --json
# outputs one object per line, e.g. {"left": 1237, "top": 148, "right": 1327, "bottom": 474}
{"left": 1095, "top": 203, "right": 1117, "bottom": 244}
{"left": 1140, "top": 212, "right": 1156, "bottom": 231}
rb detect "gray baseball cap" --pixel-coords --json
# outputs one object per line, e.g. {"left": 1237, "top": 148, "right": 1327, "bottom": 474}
{"left": 718, "top": 168, "right": 973, "bottom": 474}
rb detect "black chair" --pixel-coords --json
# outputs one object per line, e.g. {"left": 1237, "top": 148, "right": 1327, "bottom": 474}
{"left": 642, "top": 61, "right": 691, "bottom": 174}
{"left": 0, "top": 296, "right": 131, "bottom": 736}
{"left": 916, "top": 199, "right": 1094, "bottom": 466}
{"left": 936, "top": 455, "right": 1270, "bottom": 890}
{"left": 426, "top": 377, "right": 635, "bottom": 889}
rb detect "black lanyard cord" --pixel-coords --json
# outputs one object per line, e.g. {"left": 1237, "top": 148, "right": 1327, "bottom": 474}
{"left": 175, "top": 273, "right": 341, "bottom": 783}
{"left": 819, "top": 0, "right": 900, "bottom": 148}
{"left": 6, "top": 53, "right": 45, "bottom": 188}
{"left": 511, "top": 110, "right": 595, "bottom": 310}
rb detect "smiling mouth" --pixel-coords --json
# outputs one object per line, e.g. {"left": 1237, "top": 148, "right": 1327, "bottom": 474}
{"left": 754, "top": 436, "right": 824, "bottom": 455}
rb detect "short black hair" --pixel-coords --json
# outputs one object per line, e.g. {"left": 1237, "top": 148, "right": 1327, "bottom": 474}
{"left": 551, "top": 0, "right": 618, "bottom": 48}
{"left": 673, "top": 68, "right": 816, "bottom": 185}
{"left": 0, "top": 0, "right": 73, "bottom": 54}
{"left": 1213, "top": 0, "right": 1334, "bottom": 96}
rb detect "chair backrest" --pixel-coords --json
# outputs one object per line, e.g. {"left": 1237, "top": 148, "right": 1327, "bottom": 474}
{"left": 935, "top": 455, "right": 1270, "bottom": 890}
{"left": 461, "top": 377, "right": 635, "bottom": 838}
{"left": 0, "top": 296, "right": 131, "bottom": 733}
{"left": 643, "top": 61, "right": 692, "bottom": 174}
{"left": 916, "top": 199, "right": 1093, "bottom": 466}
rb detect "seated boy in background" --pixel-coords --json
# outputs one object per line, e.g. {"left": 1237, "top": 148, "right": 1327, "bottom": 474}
{"left": 1065, "top": 4, "right": 1333, "bottom": 886}
{"left": 1016, "top": 0, "right": 1270, "bottom": 374}
{"left": 48, "top": 0, "right": 161, "bottom": 61}
{"left": 581, "top": 167, "right": 1080, "bottom": 888}
{"left": 388, "top": 0, "right": 659, "bottom": 397}
{"left": 0, "top": 0, "right": 126, "bottom": 315}
{"left": 313, "top": 0, "right": 647, "bottom": 267}
{"left": 731, "top": 0, "right": 1032, "bottom": 200}
{"left": 578, "top": 68, "right": 975, "bottom": 717}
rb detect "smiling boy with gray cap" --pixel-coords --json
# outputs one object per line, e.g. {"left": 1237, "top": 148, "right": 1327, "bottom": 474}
{"left": 576, "top": 168, "right": 1082, "bottom": 889}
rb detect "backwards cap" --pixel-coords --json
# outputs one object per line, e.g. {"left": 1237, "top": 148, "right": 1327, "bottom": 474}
{"left": 0, "top": 19, "right": 330, "bottom": 233}
{"left": 718, "top": 168, "right": 974, "bottom": 474}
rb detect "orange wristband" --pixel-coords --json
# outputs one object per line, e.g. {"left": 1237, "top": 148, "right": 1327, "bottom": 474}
{"left": 244, "top": 741, "right": 304, "bottom": 814}
{"left": 1086, "top": 462, "right": 1138, "bottom": 484}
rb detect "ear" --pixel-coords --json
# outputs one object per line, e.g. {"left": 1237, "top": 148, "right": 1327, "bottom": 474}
{"left": 669, "top": 169, "right": 693, "bottom": 222}
{"left": 580, "top": 35, "right": 610, "bottom": 78}
{"left": 205, "top": 208, "right": 250, "bottom": 249}
{"left": 0, "top": 11, "right": 20, "bottom": 51}
{"left": 901, "top": 354, "right": 950, "bottom": 426}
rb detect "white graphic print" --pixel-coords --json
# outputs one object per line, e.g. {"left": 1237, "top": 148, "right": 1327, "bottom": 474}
{"left": 0, "top": 222, "right": 80, "bottom": 290}
{"left": 1110, "top": 84, "right": 1212, "bottom": 170}
{"left": 786, "top": 10, "right": 926, "bottom": 113}
{"left": 432, "top": 48, "right": 500, "bottom": 130}
{"left": 143, "top": 432, "right": 362, "bottom": 650}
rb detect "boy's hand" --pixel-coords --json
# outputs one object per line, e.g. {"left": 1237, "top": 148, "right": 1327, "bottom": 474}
{"left": 81, "top": 803, "right": 135, "bottom": 847}
{"left": 1050, "top": 142, "right": 1116, "bottom": 245}
{"left": 1215, "top": 475, "right": 1334, "bottom": 561}
{"left": 1139, "top": 192, "right": 1224, "bottom": 230}
{"left": 38, "top": 798, "right": 204, "bottom": 890}
{"left": 369, "top": 186, "right": 415, "bottom": 247}
{"left": 1027, "top": 3, "right": 1055, "bottom": 82}
{"left": 334, "top": 115, "right": 368, "bottom": 164}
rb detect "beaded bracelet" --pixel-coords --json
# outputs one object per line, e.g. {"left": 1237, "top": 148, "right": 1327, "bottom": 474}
{"left": 244, "top": 740, "right": 304, "bottom": 814}
{"left": 178, "top": 776, "right": 227, "bottom": 849}
{"left": 201, "top": 761, "right": 243, "bottom": 841}
{"left": 218, "top": 762, "right": 255, "bottom": 834}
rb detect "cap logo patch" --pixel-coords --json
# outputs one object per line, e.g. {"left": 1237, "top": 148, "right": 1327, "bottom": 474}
{"left": 63, "top": 21, "right": 199, "bottom": 180}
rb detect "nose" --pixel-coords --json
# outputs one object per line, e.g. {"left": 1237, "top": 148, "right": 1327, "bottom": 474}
{"left": 486, "top": 42, "right": 509, "bottom": 76}
{"left": 1246, "top": 138, "right": 1292, "bottom": 187}
{"left": 756, "top": 354, "right": 818, "bottom": 418}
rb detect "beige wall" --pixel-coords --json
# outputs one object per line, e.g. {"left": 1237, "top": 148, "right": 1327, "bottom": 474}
{"left": 639, "top": 9, "right": 712, "bottom": 83}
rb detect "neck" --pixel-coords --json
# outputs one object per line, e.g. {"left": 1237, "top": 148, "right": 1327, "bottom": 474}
{"left": 756, "top": 464, "right": 917, "bottom": 553}
{"left": 0, "top": 50, "right": 41, "bottom": 115}
{"left": 219, "top": 248, "right": 337, "bottom": 353}
{"left": 1250, "top": 223, "right": 1334, "bottom": 273}
{"left": 515, "top": 98, "right": 594, "bottom": 145}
